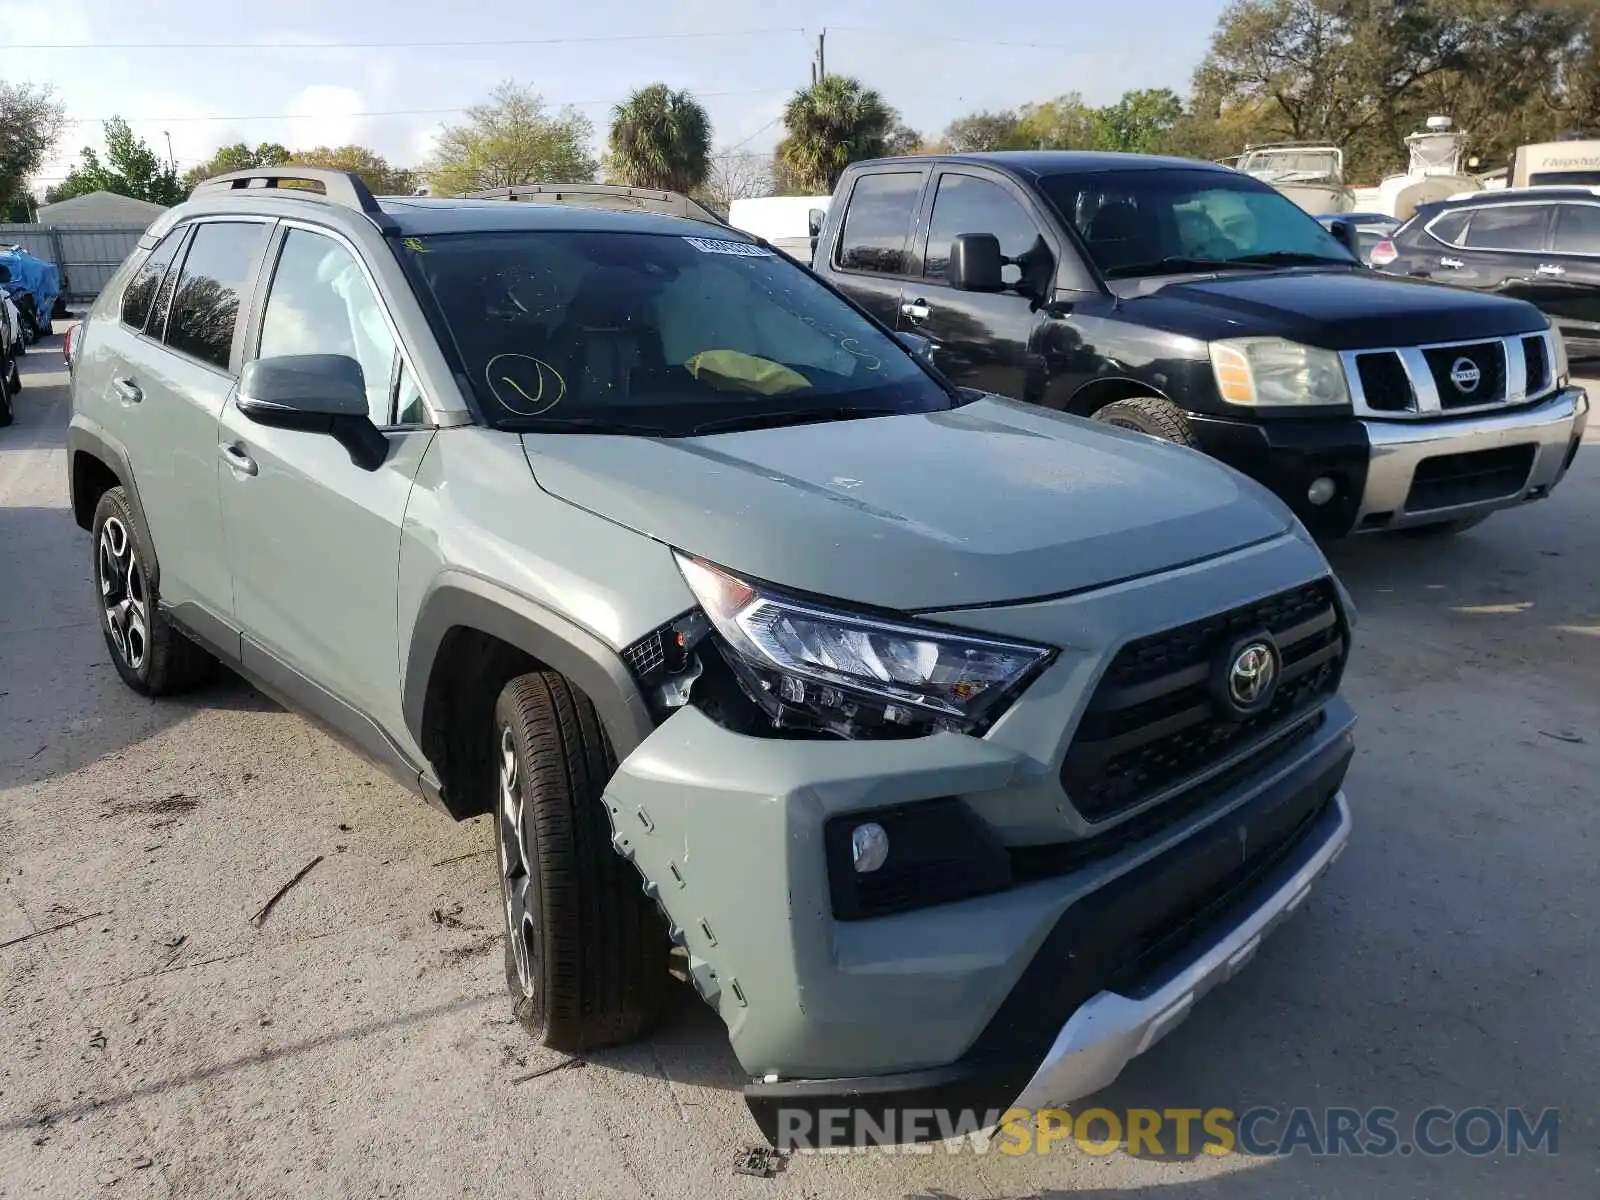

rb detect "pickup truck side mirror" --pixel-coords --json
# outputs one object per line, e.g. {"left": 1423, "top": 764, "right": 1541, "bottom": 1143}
{"left": 237, "top": 353, "right": 388, "bottom": 471}
{"left": 808, "top": 208, "right": 827, "bottom": 262}
{"left": 1327, "top": 220, "right": 1363, "bottom": 262}
{"left": 948, "top": 233, "right": 1005, "bottom": 292}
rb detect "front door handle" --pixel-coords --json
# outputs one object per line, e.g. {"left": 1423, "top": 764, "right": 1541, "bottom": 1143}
{"left": 220, "top": 443, "right": 258, "bottom": 477}
{"left": 1536, "top": 263, "right": 1566, "bottom": 277}
{"left": 112, "top": 377, "right": 143, "bottom": 404}
{"left": 901, "top": 298, "right": 932, "bottom": 323}
{"left": 1439, "top": 257, "right": 1465, "bottom": 270}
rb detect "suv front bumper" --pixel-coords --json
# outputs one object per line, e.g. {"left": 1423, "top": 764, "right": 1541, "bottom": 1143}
{"left": 1190, "top": 385, "right": 1588, "bottom": 537}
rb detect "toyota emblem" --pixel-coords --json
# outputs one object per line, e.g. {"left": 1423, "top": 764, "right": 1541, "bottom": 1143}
{"left": 1449, "top": 357, "right": 1482, "bottom": 393}
{"left": 1228, "top": 642, "right": 1279, "bottom": 709}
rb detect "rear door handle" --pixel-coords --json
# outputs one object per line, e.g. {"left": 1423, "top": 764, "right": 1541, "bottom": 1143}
{"left": 1536, "top": 263, "right": 1566, "bottom": 277}
{"left": 220, "top": 443, "right": 258, "bottom": 477}
{"left": 1439, "top": 257, "right": 1465, "bottom": 270}
{"left": 900, "top": 298, "right": 932, "bottom": 323}
{"left": 112, "top": 377, "right": 143, "bottom": 404}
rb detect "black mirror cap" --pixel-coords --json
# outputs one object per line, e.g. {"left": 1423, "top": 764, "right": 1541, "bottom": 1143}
{"left": 238, "top": 354, "right": 370, "bottom": 423}
{"left": 1327, "top": 219, "right": 1362, "bottom": 261}
{"left": 948, "top": 233, "right": 1005, "bottom": 292}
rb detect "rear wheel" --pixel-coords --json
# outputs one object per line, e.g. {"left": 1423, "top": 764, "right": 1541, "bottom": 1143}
{"left": 18, "top": 307, "right": 39, "bottom": 346}
{"left": 90, "top": 487, "right": 217, "bottom": 695}
{"left": 1091, "top": 396, "right": 1200, "bottom": 448}
{"left": 0, "top": 365, "right": 13, "bottom": 427}
{"left": 1398, "top": 515, "right": 1490, "bottom": 538}
{"left": 493, "top": 670, "right": 667, "bottom": 1053}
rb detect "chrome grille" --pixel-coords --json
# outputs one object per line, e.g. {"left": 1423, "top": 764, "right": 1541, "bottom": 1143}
{"left": 1342, "top": 331, "right": 1560, "bottom": 419}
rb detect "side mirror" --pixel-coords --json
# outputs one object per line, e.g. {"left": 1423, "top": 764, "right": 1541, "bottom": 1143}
{"left": 237, "top": 354, "right": 388, "bottom": 471}
{"left": 1327, "top": 219, "right": 1362, "bottom": 260}
{"left": 895, "top": 330, "right": 937, "bottom": 368}
{"left": 948, "top": 233, "right": 1005, "bottom": 292}
{"left": 807, "top": 208, "right": 826, "bottom": 237}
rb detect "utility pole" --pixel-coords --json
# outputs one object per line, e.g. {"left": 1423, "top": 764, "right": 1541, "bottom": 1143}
{"left": 817, "top": 28, "right": 826, "bottom": 81}
{"left": 163, "top": 131, "right": 175, "bottom": 171}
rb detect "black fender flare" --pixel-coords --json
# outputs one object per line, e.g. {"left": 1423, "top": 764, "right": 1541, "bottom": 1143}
{"left": 66, "top": 419, "right": 161, "bottom": 583}
{"left": 402, "top": 571, "right": 656, "bottom": 761}
{"left": 1059, "top": 374, "right": 1175, "bottom": 419}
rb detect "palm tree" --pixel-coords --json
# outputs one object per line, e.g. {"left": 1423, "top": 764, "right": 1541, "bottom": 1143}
{"left": 608, "top": 84, "right": 712, "bottom": 194}
{"left": 777, "top": 76, "right": 896, "bottom": 193}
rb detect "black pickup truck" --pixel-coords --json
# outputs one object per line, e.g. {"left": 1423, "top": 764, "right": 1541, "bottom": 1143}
{"left": 810, "top": 151, "right": 1589, "bottom": 538}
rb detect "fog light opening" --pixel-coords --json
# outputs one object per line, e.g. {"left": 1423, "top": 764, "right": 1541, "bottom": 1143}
{"left": 850, "top": 822, "right": 889, "bottom": 874}
{"left": 1307, "top": 476, "right": 1338, "bottom": 506}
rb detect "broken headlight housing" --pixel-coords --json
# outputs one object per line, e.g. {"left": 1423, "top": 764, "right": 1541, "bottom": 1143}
{"left": 636, "top": 555, "right": 1053, "bottom": 739}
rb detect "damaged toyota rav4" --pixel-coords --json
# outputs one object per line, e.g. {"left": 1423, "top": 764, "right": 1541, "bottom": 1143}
{"left": 67, "top": 169, "right": 1356, "bottom": 1146}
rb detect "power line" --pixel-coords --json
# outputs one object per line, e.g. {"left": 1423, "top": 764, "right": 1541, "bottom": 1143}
{"left": 825, "top": 26, "right": 1108, "bottom": 51}
{"left": 59, "top": 88, "right": 788, "bottom": 126}
{"left": 11, "top": 27, "right": 804, "bottom": 51}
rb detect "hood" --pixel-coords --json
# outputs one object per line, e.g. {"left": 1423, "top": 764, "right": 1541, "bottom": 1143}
{"left": 1117, "top": 268, "right": 1547, "bottom": 349}
{"left": 521, "top": 398, "right": 1291, "bottom": 613}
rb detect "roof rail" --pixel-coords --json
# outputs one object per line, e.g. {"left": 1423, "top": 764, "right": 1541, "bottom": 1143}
{"left": 465, "top": 182, "right": 727, "bottom": 227}
{"left": 190, "top": 168, "right": 399, "bottom": 232}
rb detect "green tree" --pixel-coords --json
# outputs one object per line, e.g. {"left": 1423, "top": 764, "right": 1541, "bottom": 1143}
{"left": 776, "top": 76, "right": 896, "bottom": 192}
{"left": 942, "top": 110, "right": 1025, "bottom": 152}
{"left": 181, "top": 142, "right": 291, "bottom": 191}
{"left": 606, "top": 84, "right": 712, "bottom": 194}
{"left": 45, "top": 117, "right": 183, "bottom": 206}
{"left": 428, "top": 82, "right": 597, "bottom": 194}
{"left": 1014, "top": 94, "right": 1101, "bottom": 149}
{"left": 0, "top": 82, "right": 67, "bottom": 216}
{"left": 885, "top": 124, "right": 924, "bottom": 156}
{"left": 1094, "top": 88, "right": 1186, "bottom": 153}
{"left": 290, "top": 145, "right": 416, "bottom": 195}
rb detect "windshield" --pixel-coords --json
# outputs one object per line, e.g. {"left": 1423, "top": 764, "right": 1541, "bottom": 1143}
{"left": 400, "top": 230, "right": 954, "bottom": 434}
{"left": 1039, "top": 168, "right": 1359, "bottom": 279}
{"left": 1238, "top": 148, "right": 1342, "bottom": 183}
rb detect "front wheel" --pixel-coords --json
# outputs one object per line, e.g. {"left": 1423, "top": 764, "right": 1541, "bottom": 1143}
{"left": 1091, "top": 396, "right": 1200, "bottom": 448}
{"left": 493, "top": 671, "right": 667, "bottom": 1053}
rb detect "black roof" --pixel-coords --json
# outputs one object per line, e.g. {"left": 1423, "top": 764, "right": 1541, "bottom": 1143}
{"left": 851, "top": 150, "right": 1233, "bottom": 178}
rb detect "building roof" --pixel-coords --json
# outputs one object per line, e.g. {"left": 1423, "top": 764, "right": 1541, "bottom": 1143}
{"left": 35, "top": 191, "right": 170, "bottom": 226}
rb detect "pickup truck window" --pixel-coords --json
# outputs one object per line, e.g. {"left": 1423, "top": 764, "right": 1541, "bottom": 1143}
{"left": 1039, "top": 168, "right": 1353, "bottom": 278}
{"left": 924, "top": 174, "right": 1039, "bottom": 286}
{"left": 836, "top": 172, "right": 922, "bottom": 275}
{"left": 405, "top": 229, "right": 956, "bottom": 435}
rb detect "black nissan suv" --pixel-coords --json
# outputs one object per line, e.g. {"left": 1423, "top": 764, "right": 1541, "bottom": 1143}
{"left": 809, "top": 152, "right": 1589, "bottom": 539}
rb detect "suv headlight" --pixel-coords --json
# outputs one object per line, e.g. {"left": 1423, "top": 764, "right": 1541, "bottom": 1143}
{"left": 1210, "top": 337, "right": 1351, "bottom": 408}
{"left": 1550, "top": 323, "right": 1570, "bottom": 386}
{"left": 675, "top": 554, "right": 1053, "bottom": 737}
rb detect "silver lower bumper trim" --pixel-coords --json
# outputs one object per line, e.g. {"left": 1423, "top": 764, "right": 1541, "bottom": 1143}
{"left": 1011, "top": 791, "right": 1352, "bottom": 1112}
{"left": 1354, "top": 387, "right": 1588, "bottom": 531}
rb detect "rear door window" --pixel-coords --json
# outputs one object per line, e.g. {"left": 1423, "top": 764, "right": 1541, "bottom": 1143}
{"left": 1462, "top": 205, "right": 1551, "bottom": 252}
{"left": 835, "top": 172, "right": 923, "bottom": 275}
{"left": 1552, "top": 204, "right": 1600, "bottom": 255}
{"left": 120, "top": 231, "right": 186, "bottom": 333}
{"left": 164, "top": 221, "right": 271, "bottom": 371}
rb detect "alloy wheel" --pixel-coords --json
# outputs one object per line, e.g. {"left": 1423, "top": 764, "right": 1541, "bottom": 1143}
{"left": 97, "top": 517, "right": 148, "bottom": 672}
{"left": 497, "top": 725, "right": 537, "bottom": 998}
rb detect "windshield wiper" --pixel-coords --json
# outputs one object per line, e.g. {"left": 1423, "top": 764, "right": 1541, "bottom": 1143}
{"left": 504, "top": 415, "right": 670, "bottom": 436}
{"left": 1101, "top": 256, "right": 1279, "bottom": 279}
{"left": 1220, "top": 251, "right": 1355, "bottom": 267}
{"left": 690, "top": 406, "right": 907, "bottom": 435}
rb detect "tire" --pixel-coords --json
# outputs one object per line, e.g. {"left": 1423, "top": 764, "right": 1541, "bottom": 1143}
{"left": 11, "top": 332, "right": 23, "bottom": 356}
{"left": 0, "top": 367, "right": 12, "bottom": 428}
{"left": 1092, "top": 396, "right": 1200, "bottom": 448}
{"left": 18, "top": 308, "right": 39, "bottom": 346}
{"left": 90, "top": 487, "right": 217, "bottom": 695}
{"left": 493, "top": 670, "right": 667, "bottom": 1053}
{"left": 8, "top": 355, "right": 21, "bottom": 394}
{"left": 1398, "top": 514, "right": 1490, "bottom": 537}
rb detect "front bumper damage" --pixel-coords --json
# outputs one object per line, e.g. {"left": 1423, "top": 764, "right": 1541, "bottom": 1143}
{"left": 600, "top": 530, "right": 1357, "bottom": 1146}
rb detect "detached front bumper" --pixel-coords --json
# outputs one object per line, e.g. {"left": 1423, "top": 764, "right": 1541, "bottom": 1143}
{"left": 1189, "top": 385, "right": 1588, "bottom": 537}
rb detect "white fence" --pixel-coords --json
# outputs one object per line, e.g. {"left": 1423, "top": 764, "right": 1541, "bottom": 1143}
{"left": 0, "top": 223, "right": 148, "bottom": 304}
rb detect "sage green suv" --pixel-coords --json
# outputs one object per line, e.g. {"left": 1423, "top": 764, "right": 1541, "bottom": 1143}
{"left": 67, "top": 168, "right": 1356, "bottom": 1148}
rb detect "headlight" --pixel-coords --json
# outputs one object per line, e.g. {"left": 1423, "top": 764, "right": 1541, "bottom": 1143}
{"left": 1210, "top": 337, "right": 1351, "bottom": 407}
{"left": 675, "top": 555, "right": 1053, "bottom": 737}
{"left": 1550, "top": 323, "right": 1570, "bottom": 386}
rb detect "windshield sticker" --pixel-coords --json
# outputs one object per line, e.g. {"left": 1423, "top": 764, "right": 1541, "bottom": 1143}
{"left": 486, "top": 353, "right": 567, "bottom": 416}
{"left": 682, "top": 237, "right": 774, "bottom": 257}
{"left": 401, "top": 238, "right": 428, "bottom": 253}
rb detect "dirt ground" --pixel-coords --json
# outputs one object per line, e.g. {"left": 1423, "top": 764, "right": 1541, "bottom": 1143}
{"left": 2, "top": 334, "right": 1596, "bottom": 1199}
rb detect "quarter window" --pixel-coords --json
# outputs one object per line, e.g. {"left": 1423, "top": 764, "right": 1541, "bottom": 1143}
{"left": 836, "top": 172, "right": 922, "bottom": 275}
{"left": 1552, "top": 204, "right": 1600, "bottom": 254}
{"left": 258, "top": 229, "right": 400, "bottom": 426}
{"left": 120, "top": 231, "right": 185, "bottom": 333}
{"left": 1462, "top": 206, "right": 1550, "bottom": 252}
{"left": 923, "top": 174, "right": 1042, "bottom": 286}
{"left": 164, "top": 221, "right": 270, "bottom": 371}
{"left": 1426, "top": 210, "right": 1470, "bottom": 246}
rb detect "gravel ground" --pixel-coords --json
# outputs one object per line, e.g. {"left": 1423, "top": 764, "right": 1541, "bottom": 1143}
{"left": 2, "top": 334, "right": 1595, "bottom": 1199}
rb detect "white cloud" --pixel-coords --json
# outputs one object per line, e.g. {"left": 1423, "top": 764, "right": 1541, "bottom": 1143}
{"left": 287, "top": 85, "right": 368, "bottom": 151}
{"left": 0, "top": 1, "right": 90, "bottom": 45}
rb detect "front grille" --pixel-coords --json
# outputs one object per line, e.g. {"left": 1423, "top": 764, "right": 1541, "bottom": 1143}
{"left": 1422, "top": 340, "right": 1507, "bottom": 409}
{"left": 1406, "top": 444, "right": 1536, "bottom": 512}
{"left": 1355, "top": 351, "right": 1413, "bottom": 411}
{"left": 1522, "top": 336, "right": 1550, "bottom": 395}
{"left": 623, "top": 631, "right": 667, "bottom": 679}
{"left": 1060, "top": 579, "right": 1345, "bottom": 822}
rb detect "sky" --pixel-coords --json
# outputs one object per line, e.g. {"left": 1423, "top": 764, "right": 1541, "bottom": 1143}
{"left": 4, "top": 0, "right": 1233, "bottom": 191}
